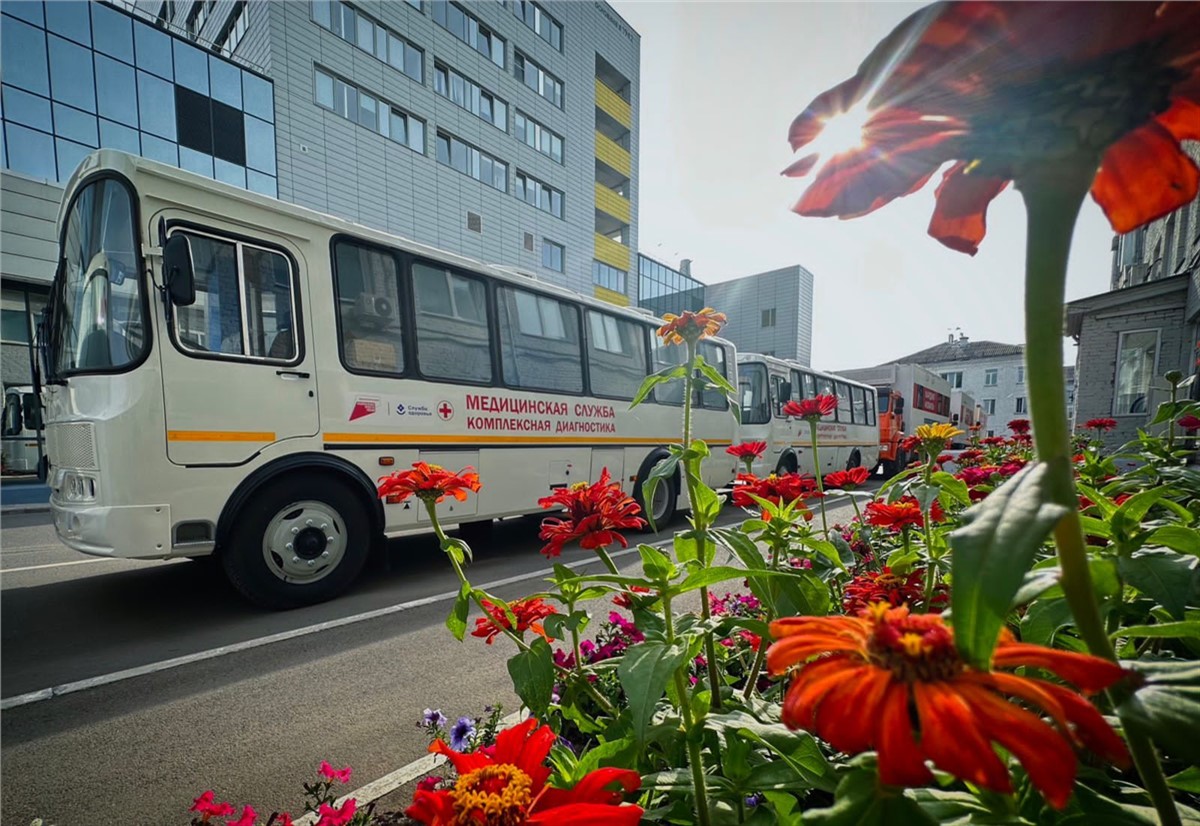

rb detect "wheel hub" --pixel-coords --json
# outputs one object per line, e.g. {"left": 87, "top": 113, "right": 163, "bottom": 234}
{"left": 262, "top": 500, "right": 346, "bottom": 584}
{"left": 293, "top": 526, "right": 327, "bottom": 559}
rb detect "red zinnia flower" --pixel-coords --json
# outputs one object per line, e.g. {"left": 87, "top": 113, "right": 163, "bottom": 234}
{"left": 378, "top": 462, "right": 482, "bottom": 505}
{"left": 842, "top": 567, "right": 947, "bottom": 615}
{"left": 657, "top": 307, "right": 727, "bottom": 345}
{"left": 864, "top": 496, "right": 943, "bottom": 530}
{"left": 1179, "top": 414, "right": 1200, "bottom": 434}
{"left": 732, "top": 472, "right": 821, "bottom": 518}
{"left": 189, "top": 791, "right": 235, "bottom": 821}
{"left": 406, "top": 718, "right": 643, "bottom": 825}
{"left": 537, "top": 468, "right": 646, "bottom": 557}
{"left": 471, "top": 597, "right": 558, "bottom": 645}
{"left": 1083, "top": 417, "right": 1118, "bottom": 432}
{"left": 612, "top": 585, "right": 652, "bottom": 608}
{"left": 783, "top": 2, "right": 1200, "bottom": 254}
{"left": 824, "top": 466, "right": 871, "bottom": 490}
{"left": 980, "top": 436, "right": 1005, "bottom": 446}
{"left": 968, "top": 423, "right": 982, "bottom": 432}
{"left": 783, "top": 395, "right": 837, "bottom": 421}
{"left": 768, "top": 605, "right": 1130, "bottom": 809}
{"left": 1007, "top": 419, "right": 1031, "bottom": 436}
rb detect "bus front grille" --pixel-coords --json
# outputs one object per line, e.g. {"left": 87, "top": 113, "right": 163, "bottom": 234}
{"left": 48, "top": 423, "right": 98, "bottom": 470}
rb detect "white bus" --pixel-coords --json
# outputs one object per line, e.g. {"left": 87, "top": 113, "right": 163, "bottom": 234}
{"left": 2, "top": 385, "right": 45, "bottom": 475}
{"left": 736, "top": 353, "right": 880, "bottom": 478}
{"left": 38, "top": 151, "right": 739, "bottom": 607}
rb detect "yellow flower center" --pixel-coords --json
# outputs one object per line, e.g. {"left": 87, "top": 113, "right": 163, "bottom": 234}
{"left": 451, "top": 764, "right": 534, "bottom": 826}
{"left": 427, "top": 464, "right": 445, "bottom": 472}
{"left": 570, "top": 481, "right": 588, "bottom": 491}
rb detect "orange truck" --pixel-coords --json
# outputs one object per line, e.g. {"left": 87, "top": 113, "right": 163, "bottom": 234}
{"left": 837, "top": 363, "right": 953, "bottom": 476}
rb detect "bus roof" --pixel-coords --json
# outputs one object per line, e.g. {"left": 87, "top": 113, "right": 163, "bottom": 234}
{"left": 736, "top": 352, "right": 876, "bottom": 393}
{"left": 62, "top": 150, "right": 734, "bottom": 349}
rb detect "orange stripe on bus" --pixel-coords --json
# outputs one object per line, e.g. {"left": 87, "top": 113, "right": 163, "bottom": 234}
{"left": 168, "top": 430, "right": 276, "bottom": 442}
{"left": 323, "top": 433, "right": 731, "bottom": 446}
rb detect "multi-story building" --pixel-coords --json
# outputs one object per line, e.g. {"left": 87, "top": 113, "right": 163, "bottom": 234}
{"left": 1, "top": 0, "right": 641, "bottom": 384}
{"left": 1068, "top": 144, "right": 1199, "bottom": 447}
{"left": 636, "top": 254, "right": 815, "bottom": 364}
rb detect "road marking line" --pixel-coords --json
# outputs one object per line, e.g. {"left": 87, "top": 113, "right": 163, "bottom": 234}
{"left": 3, "top": 558, "right": 122, "bottom": 574}
{"left": 0, "top": 494, "right": 854, "bottom": 711}
{"left": 0, "top": 546, "right": 643, "bottom": 711}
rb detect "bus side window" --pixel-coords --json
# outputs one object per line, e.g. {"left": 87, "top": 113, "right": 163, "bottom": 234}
{"left": 802, "top": 372, "right": 817, "bottom": 399}
{"left": 771, "top": 373, "right": 787, "bottom": 417}
{"left": 586, "top": 310, "right": 647, "bottom": 400}
{"left": 242, "top": 246, "right": 296, "bottom": 360}
{"left": 699, "top": 342, "right": 728, "bottom": 410}
{"left": 835, "top": 381, "right": 852, "bottom": 422}
{"left": 496, "top": 286, "right": 583, "bottom": 393}
{"left": 173, "top": 234, "right": 242, "bottom": 355}
{"left": 852, "top": 386, "right": 867, "bottom": 424}
{"left": 651, "top": 338, "right": 685, "bottom": 405}
{"left": 739, "top": 363, "right": 769, "bottom": 424}
{"left": 334, "top": 240, "right": 404, "bottom": 374}
{"left": 412, "top": 262, "right": 491, "bottom": 382}
{"left": 866, "top": 388, "right": 877, "bottom": 425}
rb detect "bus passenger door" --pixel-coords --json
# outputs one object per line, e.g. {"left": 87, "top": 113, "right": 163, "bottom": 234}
{"left": 159, "top": 228, "right": 319, "bottom": 465}
{"left": 591, "top": 449, "right": 624, "bottom": 491}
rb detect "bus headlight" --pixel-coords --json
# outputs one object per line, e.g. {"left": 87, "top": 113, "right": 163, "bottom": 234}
{"left": 61, "top": 471, "right": 98, "bottom": 503}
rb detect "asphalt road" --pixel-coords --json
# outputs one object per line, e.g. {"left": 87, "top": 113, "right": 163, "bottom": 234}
{"left": 1, "top": 494, "right": 863, "bottom": 825}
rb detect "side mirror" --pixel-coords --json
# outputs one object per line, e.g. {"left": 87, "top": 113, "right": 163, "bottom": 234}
{"left": 894, "top": 397, "right": 906, "bottom": 414}
{"left": 163, "top": 234, "right": 196, "bottom": 306}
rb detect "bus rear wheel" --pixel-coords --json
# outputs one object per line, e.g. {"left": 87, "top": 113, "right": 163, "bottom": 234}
{"left": 222, "top": 474, "right": 373, "bottom": 609}
{"left": 634, "top": 469, "right": 677, "bottom": 532}
{"left": 846, "top": 449, "right": 862, "bottom": 471}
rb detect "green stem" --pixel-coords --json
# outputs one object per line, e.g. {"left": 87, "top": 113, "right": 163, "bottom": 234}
{"left": 595, "top": 546, "right": 622, "bottom": 576}
{"left": 1019, "top": 169, "right": 1179, "bottom": 826}
{"left": 808, "top": 422, "right": 829, "bottom": 538}
{"left": 1167, "top": 383, "right": 1178, "bottom": 453}
{"left": 741, "top": 540, "right": 782, "bottom": 701}
{"left": 664, "top": 589, "right": 712, "bottom": 826}
{"left": 921, "top": 461, "right": 939, "bottom": 606}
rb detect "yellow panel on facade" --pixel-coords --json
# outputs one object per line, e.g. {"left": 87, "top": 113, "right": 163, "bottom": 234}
{"left": 594, "top": 78, "right": 632, "bottom": 128}
{"left": 594, "top": 182, "right": 631, "bottom": 224}
{"left": 594, "top": 285, "right": 631, "bottom": 307}
{"left": 594, "top": 131, "right": 631, "bottom": 178}
{"left": 594, "top": 232, "right": 631, "bottom": 272}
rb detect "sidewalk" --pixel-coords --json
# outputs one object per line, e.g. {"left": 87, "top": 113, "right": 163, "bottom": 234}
{"left": 1, "top": 477, "right": 51, "bottom": 514}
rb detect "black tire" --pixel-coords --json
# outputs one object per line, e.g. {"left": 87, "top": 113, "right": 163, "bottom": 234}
{"left": 456, "top": 519, "right": 494, "bottom": 546}
{"left": 846, "top": 449, "right": 862, "bottom": 471}
{"left": 634, "top": 457, "right": 677, "bottom": 532}
{"left": 881, "top": 458, "right": 899, "bottom": 478}
{"left": 221, "top": 473, "right": 374, "bottom": 609}
{"left": 776, "top": 452, "right": 798, "bottom": 475}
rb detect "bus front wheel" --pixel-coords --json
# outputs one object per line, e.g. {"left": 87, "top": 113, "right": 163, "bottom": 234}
{"left": 222, "top": 474, "right": 374, "bottom": 609}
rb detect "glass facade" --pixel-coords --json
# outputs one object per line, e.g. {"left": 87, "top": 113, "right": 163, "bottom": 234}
{"left": 637, "top": 254, "right": 705, "bottom": 318}
{"left": 0, "top": 1, "right": 277, "bottom": 195}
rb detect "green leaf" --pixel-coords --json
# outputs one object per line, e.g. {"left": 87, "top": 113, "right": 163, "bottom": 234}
{"left": 1076, "top": 483, "right": 1115, "bottom": 519}
{"left": 931, "top": 471, "right": 970, "bottom": 506}
{"left": 571, "top": 737, "right": 638, "bottom": 782}
{"left": 1168, "top": 766, "right": 1200, "bottom": 793}
{"left": 617, "top": 641, "right": 688, "bottom": 743}
{"left": 772, "top": 568, "right": 832, "bottom": 617}
{"left": 641, "top": 453, "right": 680, "bottom": 533}
{"left": 950, "top": 462, "right": 1069, "bottom": 668}
{"left": 446, "top": 581, "right": 470, "bottom": 641}
{"left": 638, "top": 543, "right": 677, "bottom": 582}
{"left": 1114, "top": 621, "right": 1200, "bottom": 640}
{"left": 1011, "top": 567, "right": 1061, "bottom": 607}
{"left": 673, "top": 532, "right": 699, "bottom": 564}
{"left": 1078, "top": 514, "right": 1113, "bottom": 539}
{"left": 690, "top": 479, "right": 722, "bottom": 525}
{"left": 805, "top": 769, "right": 937, "bottom": 826}
{"left": 442, "top": 536, "right": 471, "bottom": 564}
{"left": 713, "top": 527, "right": 766, "bottom": 569}
{"left": 629, "top": 364, "right": 687, "bottom": 408}
{"left": 674, "top": 565, "right": 750, "bottom": 594}
{"left": 506, "top": 637, "right": 555, "bottom": 718}
{"left": 1148, "top": 525, "right": 1200, "bottom": 557}
{"left": 1020, "top": 597, "right": 1076, "bottom": 646}
{"left": 795, "top": 535, "right": 847, "bottom": 570}
{"left": 1111, "top": 487, "right": 1173, "bottom": 538}
{"left": 695, "top": 354, "right": 736, "bottom": 395}
{"left": 1119, "top": 658, "right": 1200, "bottom": 764}
{"left": 1118, "top": 549, "right": 1200, "bottom": 620}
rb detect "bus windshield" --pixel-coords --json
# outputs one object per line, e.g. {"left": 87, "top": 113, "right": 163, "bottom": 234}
{"left": 49, "top": 178, "right": 145, "bottom": 377}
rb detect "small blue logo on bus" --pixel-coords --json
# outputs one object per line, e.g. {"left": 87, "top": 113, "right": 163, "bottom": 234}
{"left": 395, "top": 403, "right": 406, "bottom": 415}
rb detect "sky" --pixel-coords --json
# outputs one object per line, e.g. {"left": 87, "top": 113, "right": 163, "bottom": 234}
{"left": 610, "top": 1, "right": 1116, "bottom": 371}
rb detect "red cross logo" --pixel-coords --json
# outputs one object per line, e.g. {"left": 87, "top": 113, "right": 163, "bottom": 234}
{"left": 437, "top": 401, "right": 454, "bottom": 421}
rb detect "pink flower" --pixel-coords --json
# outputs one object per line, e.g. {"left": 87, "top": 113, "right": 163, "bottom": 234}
{"left": 318, "top": 761, "right": 353, "bottom": 784}
{"left": 1180, "top": 414, "right": 1200, "bottom": 434}
{"left": 417, "top": 776, "right": 443, "bottom": 792}
{"left": 316, "top": 798, "right": 357, "bottom": 826}
{"left": 276, "top": 816, "right": 295, "bottom": 826}
{"left": 227, "top": 805, "right": 257, "bottom": 826}
{"left": 189, "top": 790, "right": 235, "bottom": 820}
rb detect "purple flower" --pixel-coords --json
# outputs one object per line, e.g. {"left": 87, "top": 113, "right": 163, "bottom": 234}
{"left": 744, "top": 793, "right": 763, "bottom": 808}
{"left": 421, "top": 708, "right": 447, "bottom": 729}
{"left": 450, "top": 716, "right": 475, "bottom": 751}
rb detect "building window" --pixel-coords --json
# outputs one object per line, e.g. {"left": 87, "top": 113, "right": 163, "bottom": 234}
{"left": 312, "top": 1, "right": 423, "bottom": 82}
{"left": 760, "top": 308, "right": 776, "bottom": 328}
{"left": 513, "top": 50, "right": 562, "bottom": 108}
{"left": 940, "top": 371, "right": 963, "bottom": 389}
{"left": 592, "top": 261, "right": 626, "bottom": 294}
{"left": 1114, "top": 329, "right": 1159, "bottom": 415}
{"left": 982, "top": 398, "right": 996, "bottom": 415}
{"left": 187, "top": 1, "right": 215, "bottom": 39}
{"left": 215, "top": 1, "right": 247, "bottom": 57}
{"left": 541, "top": 239, "right": 564, "bottom": 272}
{"left": 1016, "top": 366, "right": 1024, "bottom": 383}
{"left": 514, "top": 110, "right": 563, "bottom": 163}
{"left": 435, "top": 131, "right": 508, "bottom": 191}
{"left": 315, "top": 67, "right": 424, "bottom": 152}
{"left": 983, "top": 368, "right": 998, "bottom": 386}
{"left": 507, "top": 0, "right": 561, "bottom": 50}
{"left": 431, "top": 1, "right": 504, "bottom": 68}
{"left": 433, "top": 62, "right": 506, "bottom": 129}
{"left": 1015, "top": 397, "right": 1027, "bottom": 414}
{"left": 515, "top": 171, "right": 563, "bottom": 218}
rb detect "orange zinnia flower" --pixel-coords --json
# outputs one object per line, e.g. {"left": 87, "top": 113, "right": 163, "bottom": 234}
{"left": 783, "top": 395, "right": 837, "bottom": 421}
{"left": 656, "top": 307, "right": 727, "bottom": 345}
{"left": 732, "top": 472, "right": 821, "bottom": 518}
{"left": 471, "top": 597, "right": 558, "bottom": 645}
{"left": 783, "top": 2, "right": 1200, "bottom": 253}
{"left": 378, "top": 462, "right": 482, "bottom": 504}
{"left": 864, "top": 495, "right": 943, "bottom": 530}
{"left": 767, "top": 605, "right": 1130, "bottom": 808}
{"left": 537, "top": 468, "right": 645, "bottom": 557}
{"left": 406, "top": 718, "right": 643, "bottom": 825}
